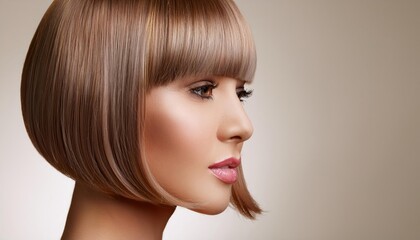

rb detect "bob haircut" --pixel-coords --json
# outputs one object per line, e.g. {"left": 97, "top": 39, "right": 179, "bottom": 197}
{"left": 21, "top": 0, "right": 261, "bottom": 219}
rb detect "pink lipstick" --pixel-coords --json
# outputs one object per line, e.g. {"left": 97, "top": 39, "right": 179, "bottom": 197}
{"left": 208, "top": 158, "right": 241, "bottom": 184}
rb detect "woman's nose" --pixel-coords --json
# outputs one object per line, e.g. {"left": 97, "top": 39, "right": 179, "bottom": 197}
{"left": 217, "top": 96, "right": 254, "bottom": 143}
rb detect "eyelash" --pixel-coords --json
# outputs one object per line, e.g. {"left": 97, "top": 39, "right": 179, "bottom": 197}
{"left": 237, "top": 88, "right": 253, "bottom": 102}
{"left": 190, "top": 83, "right": 217, "bottom": 100}
{"left": 190, "top": 82, "right": 253, "bottom": 102}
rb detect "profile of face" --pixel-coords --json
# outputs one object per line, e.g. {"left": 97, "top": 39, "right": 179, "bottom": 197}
{"left": 145, "top": 76, "right": 253, "bottom": 214}
{"left": 21, "top": 0, "right": 261, "bottom": 220}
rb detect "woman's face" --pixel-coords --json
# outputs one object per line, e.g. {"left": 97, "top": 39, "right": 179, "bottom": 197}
{"left": 144, "top": 76, "right": 253, "bottom": 214}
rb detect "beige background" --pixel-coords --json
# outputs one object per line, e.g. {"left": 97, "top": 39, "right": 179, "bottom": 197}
{"left": 1, "top": 0, "right": 419, "bottom": 239}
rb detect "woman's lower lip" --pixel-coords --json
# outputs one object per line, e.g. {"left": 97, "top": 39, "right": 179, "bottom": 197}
{"left": 209, "top": 168, "right": 238, "bottom": 184}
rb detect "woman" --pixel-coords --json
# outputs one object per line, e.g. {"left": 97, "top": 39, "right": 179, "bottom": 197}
{"left": 21, "top": 0, "right": 261, "bottom": 239}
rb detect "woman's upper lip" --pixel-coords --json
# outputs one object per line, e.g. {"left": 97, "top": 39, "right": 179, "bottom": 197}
{"left": 208, "top": 157, "right": 241, "bottom": 169}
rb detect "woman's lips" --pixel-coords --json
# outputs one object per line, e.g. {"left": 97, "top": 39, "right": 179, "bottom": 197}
{"left": 208, "top": 158, "right": 241, "bottom": 184}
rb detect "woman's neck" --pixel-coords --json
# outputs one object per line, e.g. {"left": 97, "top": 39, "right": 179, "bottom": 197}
{"left": 61, "top": 182, "right": 175, "bottom": 240}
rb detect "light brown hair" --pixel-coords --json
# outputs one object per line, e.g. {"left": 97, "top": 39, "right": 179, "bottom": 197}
{"left": 21, "top": 0, "right": 261, "bottom": 219}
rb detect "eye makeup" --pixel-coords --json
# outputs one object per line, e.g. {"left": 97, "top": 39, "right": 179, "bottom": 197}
{"left": 236, "top": 88, "right": 253, "bottom": 102}
{"left": 190, "top": 80, "right": 218, "bottom": 100}
{"left": 188, "top": 78, "right": 253, "bottom": 102}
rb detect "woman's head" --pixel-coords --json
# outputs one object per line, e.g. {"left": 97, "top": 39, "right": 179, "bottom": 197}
{"left": 21, "top": 0, "right": 261, "bottom": 218}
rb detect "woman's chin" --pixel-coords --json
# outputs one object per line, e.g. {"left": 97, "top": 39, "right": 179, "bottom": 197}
{"left": 188, "top": 200, "right": 231, "bottom": 215}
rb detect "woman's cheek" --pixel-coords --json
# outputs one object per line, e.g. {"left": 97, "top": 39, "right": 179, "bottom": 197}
{"left": 144, "top": 90, "right": 216, "bottom": 193}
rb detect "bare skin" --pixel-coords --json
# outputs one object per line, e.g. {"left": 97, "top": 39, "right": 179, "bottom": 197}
{"left": 61, "top": 183, "right": 175, "bottom": 240}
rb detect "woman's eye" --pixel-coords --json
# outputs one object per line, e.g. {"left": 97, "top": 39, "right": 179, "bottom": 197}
{"left": 237, "top": 88, "right": 253, "bottom": 102}
{"left": 190, "top": 83, "right": 216, "bottom": 99}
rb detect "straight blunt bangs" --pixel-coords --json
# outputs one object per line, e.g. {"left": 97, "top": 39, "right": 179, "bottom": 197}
{"left": 145, "top": 0, "right": 257, "bottom": 86}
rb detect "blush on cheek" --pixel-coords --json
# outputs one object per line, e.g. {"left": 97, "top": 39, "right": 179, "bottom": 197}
{"left": 147, "top": 102, "right": 207, "bottom": 153}
{"left": 144, "top": 86, "right": 232, "bottom": 211}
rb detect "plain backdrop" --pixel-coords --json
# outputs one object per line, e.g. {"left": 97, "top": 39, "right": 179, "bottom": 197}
{"left": 1, "top": 0, "right": 420, "bottom": 239}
